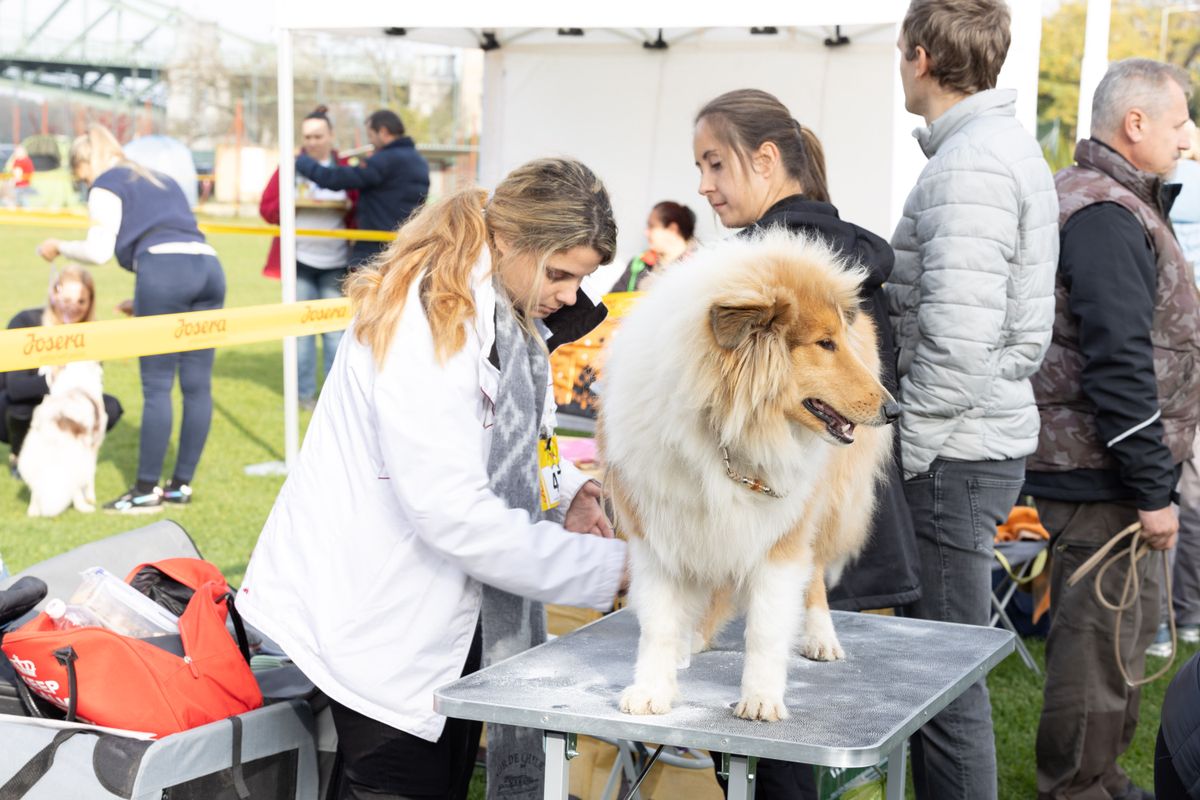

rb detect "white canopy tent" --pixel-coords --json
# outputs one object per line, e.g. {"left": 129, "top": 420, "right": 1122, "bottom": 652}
{"left": 267, "top": 1, "right": 1046, "bottom": 469}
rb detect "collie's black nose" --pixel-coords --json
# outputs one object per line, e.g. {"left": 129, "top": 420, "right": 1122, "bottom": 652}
{"left": 883, "top": 400, "right": 902, "bottom": 424}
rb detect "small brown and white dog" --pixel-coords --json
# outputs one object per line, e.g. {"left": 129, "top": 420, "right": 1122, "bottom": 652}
{"left": 18, "top": 360, "right": 107, "bottom": 517}
{"left": 600, "top": 230, "right": 899, "bottom": 721}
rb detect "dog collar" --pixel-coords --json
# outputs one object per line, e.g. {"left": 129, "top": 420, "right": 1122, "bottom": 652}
{"left": 721, "top": 447, "right": 786, "bottom": 499}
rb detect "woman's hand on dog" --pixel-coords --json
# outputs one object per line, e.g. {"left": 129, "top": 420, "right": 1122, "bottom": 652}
{"left": 37, "top": 239, "right": 61, "bottom": 261}
{"left": 562, "top": 479, "right": 614, "bottom": 539}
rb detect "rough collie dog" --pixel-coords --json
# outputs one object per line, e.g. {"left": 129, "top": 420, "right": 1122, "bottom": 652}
{"left": 18, "top": 361, "right": 107, "bottom": 517}
{"left": 601, "top": 230, "right": 899, "bottom": 721}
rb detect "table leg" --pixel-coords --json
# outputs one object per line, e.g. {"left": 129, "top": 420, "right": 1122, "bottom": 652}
{"left": 543, "top": 731, "right": 571, "bottom": 800}
{"left": 886, "top": 741, "right": 907, "bottom": 800}
{"left": 724, "top": 754, "right": 757, "bottom": 800}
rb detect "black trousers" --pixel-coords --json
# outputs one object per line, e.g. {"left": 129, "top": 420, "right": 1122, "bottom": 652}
{"left": 710, "top": 754, "right": 817, "bottom": 799}
{"left": 329, "top": 626, "right": 483, "bottom": 800}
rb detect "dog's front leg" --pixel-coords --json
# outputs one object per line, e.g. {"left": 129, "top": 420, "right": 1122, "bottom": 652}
{"left": 620, "top": 544, "right": 691, "bottom": 715}
{"left": 798, "top": 566, "right": 844, "bottom": 661}
{"left": 736, "top": 557, "right": 811, "bottom": 722}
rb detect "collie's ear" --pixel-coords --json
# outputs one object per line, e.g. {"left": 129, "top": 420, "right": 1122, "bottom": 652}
{"left": 709, "top": 295, "right": 792, "bottom": 350}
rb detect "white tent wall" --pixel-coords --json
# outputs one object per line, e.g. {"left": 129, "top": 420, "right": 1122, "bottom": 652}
{"left": 479, "top": 35, "right": 900, "bottom": 286}
{"left": 478, "top": 19, "right": 1043, "bottom": 285}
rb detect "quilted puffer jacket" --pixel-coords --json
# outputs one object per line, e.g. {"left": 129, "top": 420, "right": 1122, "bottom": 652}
{"left": 887, "top": 88, "right": 1059, "bottom": 476}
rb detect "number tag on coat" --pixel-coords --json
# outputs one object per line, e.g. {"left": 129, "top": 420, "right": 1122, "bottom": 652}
{"left": 539, "top": 435, "right": 562, "bottom": 511}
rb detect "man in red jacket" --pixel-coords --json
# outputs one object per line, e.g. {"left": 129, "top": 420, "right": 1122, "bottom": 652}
{"left": 260, "top": 107, "right": 358, "bottom": 409}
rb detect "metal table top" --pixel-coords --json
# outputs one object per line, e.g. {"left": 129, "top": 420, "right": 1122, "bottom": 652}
{"left": 434, "top": 609, "right": 1014, "bottom": 767}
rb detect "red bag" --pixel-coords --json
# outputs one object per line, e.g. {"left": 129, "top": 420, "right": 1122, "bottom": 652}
{"left": 1, "top": 558, "right": 263, "bottom": 737}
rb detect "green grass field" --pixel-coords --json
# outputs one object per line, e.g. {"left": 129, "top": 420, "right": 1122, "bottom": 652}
{"left": 0, "top": 221, "right": 1192, "bottom": 798}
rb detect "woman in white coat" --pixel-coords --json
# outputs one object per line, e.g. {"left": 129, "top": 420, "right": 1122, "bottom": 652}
{"left": 238, "top": 158, "right": 628, "bottom": 800}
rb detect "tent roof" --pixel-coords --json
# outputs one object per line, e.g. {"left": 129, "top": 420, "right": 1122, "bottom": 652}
{"left": 275, "top": 1, "right": 910, "bottom": 34}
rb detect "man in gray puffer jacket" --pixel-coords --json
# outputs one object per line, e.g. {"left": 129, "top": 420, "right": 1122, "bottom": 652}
{"left": 885, "top": 2, "right": 1058, "bottom": 799}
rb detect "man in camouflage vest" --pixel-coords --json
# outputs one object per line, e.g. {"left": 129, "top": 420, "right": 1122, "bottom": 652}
{"left": 1025, "top": 58, "right": 1197, "bottom": 800}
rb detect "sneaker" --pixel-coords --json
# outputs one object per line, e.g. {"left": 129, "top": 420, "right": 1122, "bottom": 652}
{"left": 7, "top": 454, "right": 18, "bottom": 480}
{"left": 1146, "top": 623, "right": 1173, "bottom": 658}
{"left": 1179, "top": 624, "right": 1200, "bottom": 644}
{"left": 162, "top": 483, "right": 192, "bottom": 505}
{"left": 1112, "top": 781, "right": 1154, "bottom": 800}
{"left": 103, "top": 486, "right": 164, "bottom": 514}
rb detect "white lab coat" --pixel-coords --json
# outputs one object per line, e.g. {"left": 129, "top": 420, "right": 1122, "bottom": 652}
{"left": 237, "top": 252, "right": 626, "bottom": 741}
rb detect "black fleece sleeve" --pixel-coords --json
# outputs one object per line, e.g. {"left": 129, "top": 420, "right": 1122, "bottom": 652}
{"left": 1062, "top": 203, "right": 1176, "bottom": 510}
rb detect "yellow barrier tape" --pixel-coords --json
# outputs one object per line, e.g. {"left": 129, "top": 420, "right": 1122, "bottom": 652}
{"left": 0, "top": 209, "right": 397, "bottom": 242}
{"left": 0, "top": 298, "right": 353, "bottom": 371}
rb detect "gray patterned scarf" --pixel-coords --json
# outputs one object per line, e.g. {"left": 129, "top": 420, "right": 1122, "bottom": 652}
{"left": 482, "top": 275, "right": 549, "bottom": 800}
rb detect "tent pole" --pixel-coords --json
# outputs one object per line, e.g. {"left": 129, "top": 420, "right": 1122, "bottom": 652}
{"left": 1076, "top": 0, "right": 1111, "bottom": 142}
{"left": 279, "top": 27, "right": 300, "bottom": 470}
{"left": 245, "top": 25, "right": 299, "bottom": 478}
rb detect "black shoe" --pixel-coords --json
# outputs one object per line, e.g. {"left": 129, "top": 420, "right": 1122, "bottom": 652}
{"left": 103, "top": 486, "right": 164, "bottom": 514}
{"left": 162, "top": 483, "right": 192, "bottom": 505}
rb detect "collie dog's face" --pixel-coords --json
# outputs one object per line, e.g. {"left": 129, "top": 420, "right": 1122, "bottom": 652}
{"left": 706, "top": 248, "right": 897, "bottom": 447}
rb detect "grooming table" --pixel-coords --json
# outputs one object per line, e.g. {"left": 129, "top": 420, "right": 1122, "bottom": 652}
{"left": 435, "top": 609, "right": 1014, "bottom": 799}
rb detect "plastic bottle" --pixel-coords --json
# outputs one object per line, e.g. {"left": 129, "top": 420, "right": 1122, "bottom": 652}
{"left": 44, "top": 598, "right": 105, "bottom": 630}
{"left": 66, "top": 567, "right": 180, "bottom": 638}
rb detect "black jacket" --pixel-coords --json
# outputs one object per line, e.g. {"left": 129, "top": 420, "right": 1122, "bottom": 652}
{"left": 745, "top": 195, "right": 920, "bottom": 610}
{"left": 1023, "top": 199, "right": 1181, "bottom": 508}
{"left": 297, "top": 137, "right": 430, "bottom": 267}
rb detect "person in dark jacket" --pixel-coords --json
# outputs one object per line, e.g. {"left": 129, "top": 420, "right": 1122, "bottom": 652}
{"left": 1157, "top": 651, "right": 1200, "bottom": 799}
{"left": 296, "top": 109, "right": 429, "bottom": 268}
{"left": 1026, "top": 59, "right": 1197, "bottom": 800}
{"left": 37, "top": 124, "right": 224, "bottom": 513}
{"left": 1, "top": 265, "right": 123, "bottom": 477}
{"left": 694, "top": 88, "right": 920, "bottom": 800}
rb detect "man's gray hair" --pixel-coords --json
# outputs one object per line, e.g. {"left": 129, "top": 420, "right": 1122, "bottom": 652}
{"left": 1091, "top": 58, "right": 1192, "bottom": 140}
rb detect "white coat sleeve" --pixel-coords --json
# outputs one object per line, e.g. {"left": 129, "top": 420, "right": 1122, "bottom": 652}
{"left": 372, "top": 307, "right": 626, "bottom": 611}
{"left": 56, "top": 188, "right": 120, "bottom": 265}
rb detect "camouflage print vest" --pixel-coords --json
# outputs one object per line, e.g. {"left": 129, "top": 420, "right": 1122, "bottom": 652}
{"left": 1029, "top": 138, "right": 1200, "bottom": 473}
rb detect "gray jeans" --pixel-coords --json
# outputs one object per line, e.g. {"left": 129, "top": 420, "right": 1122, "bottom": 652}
{"left": 903, "top": 457, "right": 1025, "bottom": 800}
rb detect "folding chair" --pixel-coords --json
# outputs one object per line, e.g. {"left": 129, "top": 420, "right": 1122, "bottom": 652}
{"left": 990, "top": 538, "right": 1048, "bottom": 675}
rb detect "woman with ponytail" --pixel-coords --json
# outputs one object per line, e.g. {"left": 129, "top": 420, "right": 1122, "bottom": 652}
{"left": 693, "top": 89, "right": 920, "bottom": 799}
{"left": 36, "top": 123, "right": 224, "bottom": 513}
{"left": 238, "top": 158, "right": 628, "bottom": 800}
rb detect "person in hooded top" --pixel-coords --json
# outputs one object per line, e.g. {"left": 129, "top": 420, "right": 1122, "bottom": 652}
{"left": 692, "top": 87, "right": 920, "bottom": 800}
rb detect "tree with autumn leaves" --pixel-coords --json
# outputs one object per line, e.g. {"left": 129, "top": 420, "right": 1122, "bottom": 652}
{"left": 1039, "top": 0, "right": 1199, "bottom": 170}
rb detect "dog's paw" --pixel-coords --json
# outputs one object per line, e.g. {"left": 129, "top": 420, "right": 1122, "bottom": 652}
{"left": 619, "top": 684, "right": 674, "bottom": 715}
{"left": 734, "top": 692, "right": 789, "bottom": 722}
{"left": 798, "top": 632, "right": 845, "bottom": 661}
{"left": 74, "top": 500, "right": 95, "bottom": 513}
{"left": 798, "top": 608, "right": 845, "bottom": 661}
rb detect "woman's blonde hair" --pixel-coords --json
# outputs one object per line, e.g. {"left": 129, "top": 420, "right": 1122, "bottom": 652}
{"left": 69, "top": 124, "right": 163, "bottom": 188}
{"left": 42, "top": 264, "right": 97, "bottom": 326}
{"left": 346, "top": 157, "right": 617, "bottom": 367}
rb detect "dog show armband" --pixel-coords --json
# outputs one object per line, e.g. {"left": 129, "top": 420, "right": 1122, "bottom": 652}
{"left": 538, "top": 434, "right": 562, "bottom": 511}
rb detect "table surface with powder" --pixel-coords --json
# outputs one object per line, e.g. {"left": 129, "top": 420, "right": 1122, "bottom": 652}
{"left": 434, "top": 608, "right": 1015, "bottom": 767}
